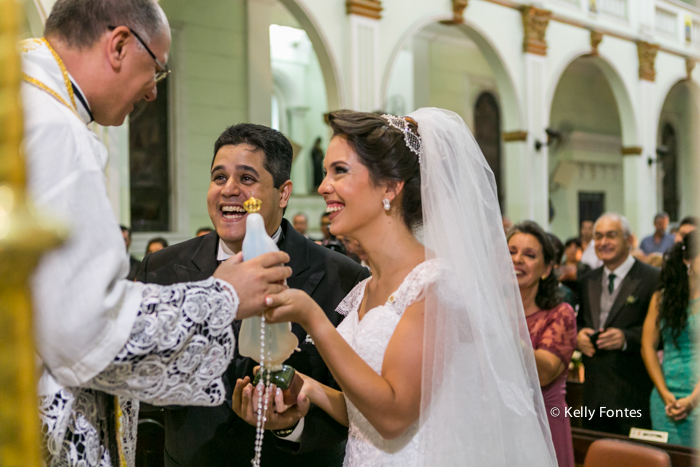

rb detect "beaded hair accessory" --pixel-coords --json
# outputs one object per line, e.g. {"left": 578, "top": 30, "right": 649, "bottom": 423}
{"left": 382, "top": 114, "right": 423, "bottom": 163}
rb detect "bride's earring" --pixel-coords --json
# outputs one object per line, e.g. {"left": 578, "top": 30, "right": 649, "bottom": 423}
{"left": 382, "top": 199, "right": 391, "bottom": 211}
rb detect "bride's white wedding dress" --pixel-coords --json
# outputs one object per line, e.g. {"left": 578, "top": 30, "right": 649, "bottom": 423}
{"left": 312, "top": 108, "right": 556, "bottom": 466}
{"left": 335, "top": 260, "right": 439, "bottom": 467}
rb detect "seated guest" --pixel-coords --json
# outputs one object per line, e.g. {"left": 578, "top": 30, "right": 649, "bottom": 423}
{"left": 645, "top": 252, "right": 664, "bottom": 269}
{"left": 676, "top": 216, "right": 698, "bottom": 243}
{"left": 318, "top": 212, "right": 345, "bottom": 253}
{"left": 145, "top": 236, "right": 168, "bottom": 254}
{"left": 564, "top": 237, "right": 582, "bottom": 264}
{"left": 120, "top": 224, "right": 141, "bottom": 280}
{"left": 339, "top": 236, "right": 370, "bottom": 269}
{"left": 629, "top": 232, "right": 648, "bottom": 262}
{"left": 641, "top": 232, "right": 699, "bottom": 447}
{"left": 318, "top": 212, "right": 332, "bottom": 245}
{"left": 508, "top": 221, "right": 577, "bottom": 467}
{"left": 576, "top": 213, "right": 657, "bottom": 435}
{"left": 292, "top": 212, "right": 309, "bottom": 237}
{"left": 580, "top": 219, "right": 603, "bottom": 269}
{"left": 195, "top": 226, "right": 213, "bottom": 237}
{"left": 640, "top": 212, "right": 675, "bottom": 255}
{"left": 559, "top": 237, "right": 591, "bottom": 304}
{"left": 548, "top": 232, "right": 576, "bottom": 309}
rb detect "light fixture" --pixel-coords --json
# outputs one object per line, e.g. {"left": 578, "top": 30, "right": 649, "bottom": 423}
{"left": 535, "top": 128, "right": 562, "bottom": 151}
{"left": 648, "top": 145, "right": 669, "bottom": 167}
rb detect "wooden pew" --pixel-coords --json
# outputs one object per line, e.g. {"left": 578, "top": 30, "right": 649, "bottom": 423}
{"left": 566, "top": 380, "right": 697, "bottom": 466}
{"left": 572, "top": 427, "right": 697, "bottom": 467}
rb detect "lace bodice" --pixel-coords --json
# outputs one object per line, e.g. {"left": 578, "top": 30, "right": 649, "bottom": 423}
{"left": 336, "top": 260, "right": 439, "bottom": 467}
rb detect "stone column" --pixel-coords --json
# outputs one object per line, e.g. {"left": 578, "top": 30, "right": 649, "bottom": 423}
{"left": 623, "top": 41, "right": 659, "bottom": 235}
{"left": 502, "top": 131, "right": 529, "bottom": 222}
{"left": 519, "top": 5, "right": 551, "bottom": 226}
{"left": 346, "top": 0, "right": 382, "bottom": 111}
{"left": 287, "top": 106, "right": 311, "bottom": 194}
{"left": 247, "top": 0, "right": 275, "bottom": 126}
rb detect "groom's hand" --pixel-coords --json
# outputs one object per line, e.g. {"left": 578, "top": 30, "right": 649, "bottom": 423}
{"left": 232, "top": 377, "right": 310, "bottom": 430}
{"left": 213, "top": 251, "right": 291, "bottom": 319}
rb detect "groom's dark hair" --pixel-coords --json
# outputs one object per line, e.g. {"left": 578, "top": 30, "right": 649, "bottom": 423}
{"left": 328, "top": 110, "right": 422, "bottom": 231}
{"left": 213, "top": 123, "right": 293, "bottom": 189}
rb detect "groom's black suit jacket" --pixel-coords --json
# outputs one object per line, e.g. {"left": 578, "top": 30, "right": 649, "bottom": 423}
{"left": 136, "top": 219, "right": 369, "bottom": 467}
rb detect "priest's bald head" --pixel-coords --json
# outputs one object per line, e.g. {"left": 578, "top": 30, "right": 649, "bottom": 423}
{"left": 44, "top": 0, "right": 171, "bottom": 126}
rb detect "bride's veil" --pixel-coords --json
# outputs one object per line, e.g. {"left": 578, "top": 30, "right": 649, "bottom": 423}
{"left": 410, "top": 108, "right": 557, "bottom": 466}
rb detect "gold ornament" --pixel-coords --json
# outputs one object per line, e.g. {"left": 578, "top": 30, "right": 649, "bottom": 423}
{"left": 243, "top": 196, "right": 262, "bottom": 214}
{"left": 0, "top": 1, "right": 66, "bottom": 465}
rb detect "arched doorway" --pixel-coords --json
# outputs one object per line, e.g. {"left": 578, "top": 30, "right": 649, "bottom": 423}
{"left": 658, "top": 80, "right": 700, "bottom": 219}
{"left": 383, "top": 20, "right": 517, "bottom": 212}
{"left": 261, "top": 0, "right": 343, "bottom": 237}
{"left": 474, "top": 92, "right": 503, "bottom": 207}
{"left": 548, "top": 56, "right": 625, "bottom": 239}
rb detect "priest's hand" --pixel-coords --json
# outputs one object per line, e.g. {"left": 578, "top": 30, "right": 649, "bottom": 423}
{"left": 213, "top": 251, "right": 291, "bottom": 319}
{"left": 232, "top": 376, "right": 310, "bottom": 430}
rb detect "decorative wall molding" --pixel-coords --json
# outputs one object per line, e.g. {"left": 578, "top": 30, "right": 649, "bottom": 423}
{"left": 476, "top": 0, "right": 699, "bottom": 61}
{"left": 346, "top": 0, "right": 382, "bottom": 20}
{"left": 521, "top": 6, "right": 552, "bottom": 56}
{"left": 687, "top": 58, "right": 697, "bottom": 79}
{"left": 621, "top": 146, "right": 643, "bottom": 155}
{"left": 562, "top": 131, "right": 622, "bottom": 155}
{"left": 441, "top": 0, "right": 469, "bottom": 24}
{"left": 503, "top": 130, "right": 528, "bottom": 142}
{"left": 590, "top": 30, "right": 603, "bottom": 56}
{"left": 637, "top": 41, "right": 659, "bottom": 81}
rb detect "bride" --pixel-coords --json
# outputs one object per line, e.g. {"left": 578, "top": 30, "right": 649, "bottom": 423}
{"left": 263, "top": 108, "right": 557, "bottom": 466}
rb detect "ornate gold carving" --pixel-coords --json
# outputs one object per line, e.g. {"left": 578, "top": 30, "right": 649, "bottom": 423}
{"left": 621, "top": 146, "right": 643, "bottom": 156}
{"left": 346, "top": 0, "right": 382, "bottom": 20}
{"left": 503, "top": 131, "right": 528, "bottom": 142}
{"left": 521, "top": 6, "right": 552, "bottom": 56}
{"left": 686, "top": 58, "right": 696, "bottom": 80}
{"left": 0, "top": 0, "right": 66, "bottom": 465}
{"left": 637, "top": 41, "right": 659, "bottom": 82}
{"left": 590, "top": 30, "right": 603, "bottom": 56}
{"left": 440, "top": 0, "right": 469, "bottom": 25}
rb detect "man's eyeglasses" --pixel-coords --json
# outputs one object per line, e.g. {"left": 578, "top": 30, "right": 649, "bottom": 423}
{"left": 108, "top": 26, "right": 171, "bottom": 83}
{"left": 594, "top": 231, "right": 620, "bottom": 241}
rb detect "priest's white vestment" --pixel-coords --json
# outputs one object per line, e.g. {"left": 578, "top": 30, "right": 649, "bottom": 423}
{"left": 21, "top": 38, "right": 239, "bottom": 467}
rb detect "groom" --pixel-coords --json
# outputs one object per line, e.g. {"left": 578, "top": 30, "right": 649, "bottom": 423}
{"left": 136, "top": 124, "right": 368, "bottom": 466}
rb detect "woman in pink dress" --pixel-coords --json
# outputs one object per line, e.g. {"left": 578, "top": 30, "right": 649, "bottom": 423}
{"left": 508, "top": 221, "right": 577, "bottom": 467}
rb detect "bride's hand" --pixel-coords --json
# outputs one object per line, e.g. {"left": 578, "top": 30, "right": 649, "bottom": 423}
{"left": 264, "top": 289, "right": 323, "bottom": 329}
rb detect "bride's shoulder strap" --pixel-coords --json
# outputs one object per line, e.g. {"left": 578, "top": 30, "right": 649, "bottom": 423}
{"left": 335, "top": 277, "right": 370, "bottom": 317}
{"left": 393, "top": 259, "right": 441, "bottom": 314}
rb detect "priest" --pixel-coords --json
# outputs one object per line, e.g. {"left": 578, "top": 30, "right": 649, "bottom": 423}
{"left": 21, "top": 1, "right": 290, "bottom": 465}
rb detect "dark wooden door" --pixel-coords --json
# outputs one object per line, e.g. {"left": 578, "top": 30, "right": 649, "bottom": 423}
{"left": 660, "top": 123, "right": 679, "bottom": 221}
{"left": 579, "top": 192, "right": 605, "bottom": 226}
{"left": 474, "top": 92, "right": 504, "bottom": 209}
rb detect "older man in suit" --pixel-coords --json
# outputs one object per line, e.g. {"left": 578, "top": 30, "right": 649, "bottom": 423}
{"left": 137, "top": 123, "right": 368, "bottom": 467}
{"left": 576, "top": 213, "right": 659, "bottom": 435}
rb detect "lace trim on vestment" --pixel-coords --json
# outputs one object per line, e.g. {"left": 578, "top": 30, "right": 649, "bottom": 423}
{"left": 40, "top": 278, "right": 237, "bottom": 467}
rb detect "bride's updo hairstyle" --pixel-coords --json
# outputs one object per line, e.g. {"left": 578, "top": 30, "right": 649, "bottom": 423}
{"left": 327, "top": 110, "right": 422, "bottom": 231}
